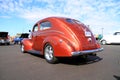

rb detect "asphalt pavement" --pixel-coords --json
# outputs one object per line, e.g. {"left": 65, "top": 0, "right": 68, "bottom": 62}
{"left": 0, "top": 45, "right": 120, "bottom": 80}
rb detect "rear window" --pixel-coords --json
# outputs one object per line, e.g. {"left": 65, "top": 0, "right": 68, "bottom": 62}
{"left": 74, "top": 20, "right": 83, "bottom": 24}
{"left": 66, "top": 19, "right": 74, "bottom": 23}
{"left": 66, "top": 19, "right": 83, "bottom": 25}
{"left": 0, "top": 32, "right": 8, "bottom": 37}
{"left": 20, "top": 34, "right": 29, "bottom": 38}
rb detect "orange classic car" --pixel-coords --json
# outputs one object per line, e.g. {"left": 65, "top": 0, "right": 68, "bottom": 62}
{"left": 21, "top": 17, "right": 103, "bottom": 63}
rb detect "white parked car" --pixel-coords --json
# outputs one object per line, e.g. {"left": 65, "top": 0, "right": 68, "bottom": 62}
{"left": 101, "top": 32, "right": 120, "bottom": 44}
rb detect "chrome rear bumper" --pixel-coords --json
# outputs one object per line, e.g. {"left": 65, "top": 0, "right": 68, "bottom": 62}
{"left": 71, "top": 48, "right": 103, "bottom": 56}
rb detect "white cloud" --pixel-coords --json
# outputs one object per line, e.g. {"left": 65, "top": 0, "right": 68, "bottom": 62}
{"left": 18, "top": 7, "right": 68, "bottom": 23}
{"left": 0, "top": 0, "right": 120, "bottom": 35}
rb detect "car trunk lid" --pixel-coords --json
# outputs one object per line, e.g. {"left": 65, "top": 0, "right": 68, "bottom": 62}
{"left": 67, "top": 21, "right": 97, "bottom": 51}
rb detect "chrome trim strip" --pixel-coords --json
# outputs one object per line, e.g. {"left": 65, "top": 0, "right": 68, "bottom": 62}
{"left": 37, "top": 30, "right": 64, "bottom": 35}
{"left": 71, "top": 48, "right": 103, "bottom": 56}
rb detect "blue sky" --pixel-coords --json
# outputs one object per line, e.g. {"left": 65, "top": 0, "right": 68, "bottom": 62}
{"left": 0, "top": 0, "right": 120, "bottom": 36}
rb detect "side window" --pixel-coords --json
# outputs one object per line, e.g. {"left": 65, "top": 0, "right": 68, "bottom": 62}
{"left": 116, "top": 32, "right": 120, "bottom": 35}
{"left": 33, "top": 25, "right": 38, "bottom": 32}
{"left": 40, "top": 21, "right": 51, "bottom": 30}
{"left": 114, "top": 32, "right": 120, "bottom": 35}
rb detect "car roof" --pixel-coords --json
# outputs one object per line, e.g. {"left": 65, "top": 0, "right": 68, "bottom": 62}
{"left": 36, "top": 17, "right": 74, "bottom": 23}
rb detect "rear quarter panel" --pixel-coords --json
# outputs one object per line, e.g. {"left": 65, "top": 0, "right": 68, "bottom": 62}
{"left": 43, "top": 36, "right": 73, "bottom": 57}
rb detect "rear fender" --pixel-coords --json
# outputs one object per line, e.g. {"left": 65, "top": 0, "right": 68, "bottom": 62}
{"left": 43, "top": 36, "right": 74, "bottom": 57}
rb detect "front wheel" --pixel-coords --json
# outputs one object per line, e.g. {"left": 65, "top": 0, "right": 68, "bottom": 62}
{"left": 44, "top": 43, "right": 58, "bottom": 64}
{"left": 21, "top": 44, "right": 26, "bottom": 53}
{"left": 101, "top": 40, "right": 107, "bottom": 45}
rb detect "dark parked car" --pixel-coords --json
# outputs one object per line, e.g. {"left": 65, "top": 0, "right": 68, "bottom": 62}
{"left": 0, "top": 32, "right": 10, "bottom": 45}
{"left": 14, "top": 33, "right": 29, "bottom": 44}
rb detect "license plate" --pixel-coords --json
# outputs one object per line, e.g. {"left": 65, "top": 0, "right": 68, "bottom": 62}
{"left": 85, "top": 31, "right": 91, "bottom": 37}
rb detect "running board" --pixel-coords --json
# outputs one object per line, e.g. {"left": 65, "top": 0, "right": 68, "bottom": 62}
{"left": 27, "top": 50, "right": 42, "bottom": 55}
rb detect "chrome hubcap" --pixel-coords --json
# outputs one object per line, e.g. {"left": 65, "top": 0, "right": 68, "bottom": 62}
{"left": 21, "top": 45, "right": 24, "bottom": 52}
{"left": 45, "top": 45, "right": 54, "bottom": 61}
{"left": 102, "top": 40, "right": 106, "bottom": 45}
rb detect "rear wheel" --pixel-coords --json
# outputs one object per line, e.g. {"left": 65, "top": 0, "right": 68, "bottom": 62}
{"left": 44, "top": 43, "right": 58, "bottom": 64}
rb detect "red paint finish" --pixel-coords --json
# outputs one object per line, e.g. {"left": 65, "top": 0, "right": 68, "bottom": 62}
{"left": 21, "top": 17, "right": 103, "bottom": 57}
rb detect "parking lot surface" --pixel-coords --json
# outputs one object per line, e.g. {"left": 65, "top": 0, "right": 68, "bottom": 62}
{"left": 0, "top": 45, "right": 120, "bottom": 80}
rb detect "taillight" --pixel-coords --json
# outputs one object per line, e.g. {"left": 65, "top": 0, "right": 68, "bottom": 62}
{"left": 7, "top": 35, "right": 10, "bottom": 39}
{"left": 96, "top": 43, "right": 101, "bottom": 48}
